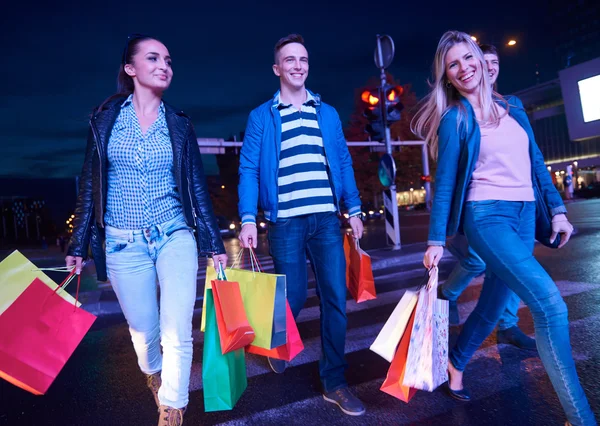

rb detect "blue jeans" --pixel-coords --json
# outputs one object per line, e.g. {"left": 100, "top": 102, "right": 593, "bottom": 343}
{"left": 450, "top": 200, "right": 596, "bottom": 426}
{"left": 443, "top": 233, "right": 521, "bottom": 330}
{"left": 105, "top": 214, "right": 198, "bottom": 409}
{"left": 268, "top": 212, "right": 348, "bottom": 393}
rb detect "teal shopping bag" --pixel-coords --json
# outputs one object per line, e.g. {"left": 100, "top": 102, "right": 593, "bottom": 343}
{"left": 202, "top": 289, "right": 247, "bottom": 412}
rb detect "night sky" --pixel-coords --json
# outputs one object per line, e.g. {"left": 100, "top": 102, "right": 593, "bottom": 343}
{"left": 1, "top": 0, "right": 560, "bottom": 179}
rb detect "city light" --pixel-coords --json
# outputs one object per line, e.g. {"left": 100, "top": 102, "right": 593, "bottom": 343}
{"left": 470, "top": 36, "right": 477, "bottom": 42}
{"left": 221, "top": 185, "right": 225, "bottom": 189}
{"left": 507, "top": 40, "right": 517, "bottom": 46}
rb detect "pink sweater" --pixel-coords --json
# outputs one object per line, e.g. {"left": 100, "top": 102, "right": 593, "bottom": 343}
{"left": 467, "top": 112, "right": 535, "bottom": 202}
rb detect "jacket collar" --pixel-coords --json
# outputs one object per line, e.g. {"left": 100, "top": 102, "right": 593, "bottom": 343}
{"left": 91, "top": 94, "right": 190, "bottom": 155}
{"left": 271, "top": 89, "right": 321, "bottom": 110}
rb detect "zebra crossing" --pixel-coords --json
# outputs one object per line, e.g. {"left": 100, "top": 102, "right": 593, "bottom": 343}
{"left": 184, "top": 261, "right": 600, "bottom": 426}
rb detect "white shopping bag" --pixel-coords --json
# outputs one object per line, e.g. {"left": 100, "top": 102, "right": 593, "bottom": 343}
{"left": 370, "top": 289, "right": 418, "bottom": 362}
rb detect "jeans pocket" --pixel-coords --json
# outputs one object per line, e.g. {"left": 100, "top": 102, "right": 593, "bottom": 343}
{"left": 270, "top": 218, "right": 291, "bottom": 227}
{"left": 472, "top": 200, "right": 502, "bottom": 211}
{"left": 105, "top": 238, "right": 129, "bottom": 254}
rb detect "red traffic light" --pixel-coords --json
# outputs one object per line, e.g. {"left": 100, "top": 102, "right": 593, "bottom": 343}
{"left": 386, "top": 86, "right": 404, "bottom": 102}
{"left": 361, "top": 90, "right": 380, "bottom": 107}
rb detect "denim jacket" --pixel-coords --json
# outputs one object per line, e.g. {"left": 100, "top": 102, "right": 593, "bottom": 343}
{"left": 428, "top": 96, "right": 566, "bottom": 246}
{"left": 238, "top": 90, "right": 361, "bottom": 224}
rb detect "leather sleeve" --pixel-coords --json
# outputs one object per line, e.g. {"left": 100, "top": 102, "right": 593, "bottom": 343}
{"left": 67, "top": 127, "right": 96, "bottom": 258}
{"left": 187, "top": 123, "right": 226, "bottom": 256}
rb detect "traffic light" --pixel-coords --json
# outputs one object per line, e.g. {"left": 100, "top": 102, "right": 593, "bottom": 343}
{"left": 360, "top": 84, "right": 404, "bottom": 141}
{"left": 384, "top": 85, "right": 404, "bottom": 123}
{"left": 361, "top": 88, "right": 384, "bottom": 140}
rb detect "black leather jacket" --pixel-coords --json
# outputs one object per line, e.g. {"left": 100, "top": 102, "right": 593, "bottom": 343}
{"left": 68, "top": 96, "right": 226, "bottom": 280}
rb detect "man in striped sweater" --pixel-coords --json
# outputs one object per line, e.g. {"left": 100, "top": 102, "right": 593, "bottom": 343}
{"left": 238, "top": 34, "right": 365, "bottom": 416}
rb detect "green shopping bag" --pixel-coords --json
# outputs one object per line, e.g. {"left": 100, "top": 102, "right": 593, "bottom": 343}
{"left": 202, "top": 289, "right": 247, "bottom": 412}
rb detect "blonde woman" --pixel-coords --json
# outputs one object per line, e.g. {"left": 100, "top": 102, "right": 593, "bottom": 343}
{"left": 414, "top": 31, "right": 595, "bottom": 426}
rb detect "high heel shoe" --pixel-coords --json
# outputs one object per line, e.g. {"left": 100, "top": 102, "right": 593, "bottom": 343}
{"left": 444, "top": 365, "right": 471, "bottom": 402}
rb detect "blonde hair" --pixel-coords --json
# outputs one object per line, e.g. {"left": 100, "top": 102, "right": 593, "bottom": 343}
{"left": 411, "top": 31, "right": 504, "bottom": 160}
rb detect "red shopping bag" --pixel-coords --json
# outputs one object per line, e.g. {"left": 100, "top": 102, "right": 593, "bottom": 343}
{"left": 344, "top": 233, "right": 376, "bottom": 303}
{"left": 0, "top": 277, "right": 96, "bottom": 395}
{"left": 380, "top": 308, "right": 418, "bottom": 402}
{"left": 212, "top": 279, "right": 255, "bottom": 354}
{"left": 246, "top": 301, "right": 303, "bottom": 361}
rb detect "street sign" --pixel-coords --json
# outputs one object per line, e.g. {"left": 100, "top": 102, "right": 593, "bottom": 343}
{"left": 374, "top": 35, "right": 394, "bottom": 70}
{"left": 378, "top": 153, "right": 396, "bottom": 187}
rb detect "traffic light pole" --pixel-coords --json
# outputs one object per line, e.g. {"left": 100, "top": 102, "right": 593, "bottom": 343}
{"left": 376, "top": 38, "right": 402, "bottom": 250}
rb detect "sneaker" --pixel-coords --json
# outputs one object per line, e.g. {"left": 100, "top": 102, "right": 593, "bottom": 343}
{"left": 448, "top": 300, "right": 460, "bottom": 326}
{"left": 146, "top": 372, "right": 162, "bottom": 408}
{"left": 323, "top": 387, "right": 366, "bottom": 416}
{"left": 497, "top": 326, "right": 537, "bottom": 351}
{"left": 157, "top": 405, "right": 186, "bottom": 426}
{"left": 267, "top": 357, "right": 287, "bottom": 374}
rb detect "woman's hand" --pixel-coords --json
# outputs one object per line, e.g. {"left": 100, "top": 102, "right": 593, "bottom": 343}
{"left": 65, "top": 255, "right": 83, "bottom": 275}
{"left": 550, "top": 214, "right": 574, "bottom": 249}
{"left": 423, "top": 245, "right": 444, "bottom": 269}
{"left": 212, "top": 253, "right": 228, "bottom": 273}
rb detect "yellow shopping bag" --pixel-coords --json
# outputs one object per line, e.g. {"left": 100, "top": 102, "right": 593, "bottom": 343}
{"left": 201, "top": 265, "right": 286, "bottom": 350}
{"left": 0, "top": 250, "right": 79, "bottom": 315}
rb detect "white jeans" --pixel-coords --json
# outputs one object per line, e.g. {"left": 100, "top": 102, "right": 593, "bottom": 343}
{"left": 105, "top": 214, "right": 198, "bottom": 409}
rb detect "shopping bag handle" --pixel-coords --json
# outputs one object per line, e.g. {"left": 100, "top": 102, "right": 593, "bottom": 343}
{"left": 426, "top": 266, "right": 438, "bottom": 290}
{"left": 231, "top": 247, "right": 262, "bottom": 274}
{"left": 217, "top": 262, "right": 227, "bottom": 281}
{"left": 38, "top": 267, "right": 82, "bottom": 312}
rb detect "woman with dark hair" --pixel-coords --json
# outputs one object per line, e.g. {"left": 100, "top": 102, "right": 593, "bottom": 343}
{"left": 66, "top": 34, "right": 227, "bottom": 426}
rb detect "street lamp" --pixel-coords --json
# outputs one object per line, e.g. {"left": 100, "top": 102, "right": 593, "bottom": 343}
{"left": 470, "top": 36, "right": 477, "bottom": 42}
{"left": 507, "top": 40, "right": 517, "bottom": 46}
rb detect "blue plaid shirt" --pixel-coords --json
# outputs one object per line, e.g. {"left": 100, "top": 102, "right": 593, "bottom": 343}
{"left": 104, "top": 95, "right": 183, "bottom": 229}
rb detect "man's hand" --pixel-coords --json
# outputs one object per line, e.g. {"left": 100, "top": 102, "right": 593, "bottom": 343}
{"left": 212, "top": 253, "right": 228, "bottom": 273}
{"left": 65, "top": 255, "right": 83, "bottom": 275}
{"left": 348, "top": 215, "right": 364, "bottom": 240}
{"left": 239, "top": 223, "right": 258, "bottom": 248}
{"left": 423, "top": 245, "right": 444, "bottom": 269}
{"left": 550, "top": 213, "right": 574, "bottom": 249}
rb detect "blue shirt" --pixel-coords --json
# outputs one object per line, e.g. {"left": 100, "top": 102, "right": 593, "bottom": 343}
{"left": 104, "top": 95, "right": 183, "bottom": 229}
{"left": 275, "top": 91, "right": 336, "bottom": 219}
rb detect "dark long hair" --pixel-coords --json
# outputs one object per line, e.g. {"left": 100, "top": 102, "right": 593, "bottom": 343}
{"left": 97, "top": 34, "right": 158, "bottom": 111}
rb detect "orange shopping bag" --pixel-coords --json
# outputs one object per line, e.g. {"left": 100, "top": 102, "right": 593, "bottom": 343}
{"left": 212, "top": 276, "right": 255, "bottom": 354}
{"left": 246, "top": 301, "right": 303, "bottom": 362}
{"left": 343, "top": 233, "right": 376, "bottom": 303}
{"left": 380, "top": 307, "right": 418, "bottom": 402}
